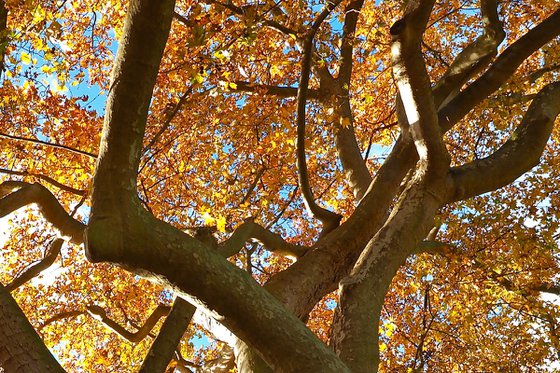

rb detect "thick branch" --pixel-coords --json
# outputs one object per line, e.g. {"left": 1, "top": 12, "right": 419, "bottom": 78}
{"left": 218, "top": 221, "right": 308, "bottom": 258}
{"left": 331, "top": 176, "right": 446, "bottom": 372}
{"left": 296, "top": 0, "right": 344, "bottom": 232}
{"left": 6, "top": 239, "right": 64, "bottom": 292}
{"left": 390, "top": 0, "right": 449, "bottom": 177}
{"left": 86, "top": 1, "right": 349, "bottom": 371}
{"left": 258, "top": 5, "right": 560, "bottom": 349}
{"left": 139, "top": 297, "right": 195, "bottom": 373}
{"left": 449, "top": 81, "right": 560, "bottom": 202}
{"left": 439, "top": 7, "right": 560, "bottom": 131}
{"left": 0, "top": 283, "right": 65, "bottom": 372}
{"left": 0, "top": 182, "right": 85, "bottom": 243}
{"left": 433, "top": 0, "right": 505, "bottom": 107}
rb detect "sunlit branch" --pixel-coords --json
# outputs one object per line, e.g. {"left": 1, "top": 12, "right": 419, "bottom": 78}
{"left": 0, "top": 132, "right": 98, "bottom": 159}
{"left": 339, "top": 0, "right": 364, "bottom": 84}
{"left": 296, "top": 0, "right": 344, "bottom": 233}
{"left": 200, "top": 344, "right": 235, "bottom": 372}
{"left": 449, "top": 81, "right": 560, "bottom": 202}
{"left": 0, "top": 181, "right": 86, "bottom": 243}
{"left": 219, "top": 220, "right": 309, "bottom": 258}
{"left": 433, "top": 0, "right": 505, "bottom": 108}
{"left": 390, "top": 0, "right": 449, "bottom": 177}
{"left": 0, "top": 168, "right": 87, "bottom": 196}
{"left": 6, "top": 238, "right": 64, "bottom": 292}
{"left": 439, "top": 7, "right": 560, "bottom": 131}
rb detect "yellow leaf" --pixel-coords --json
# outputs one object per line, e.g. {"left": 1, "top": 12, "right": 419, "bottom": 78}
{"left": 379, "top": 343, "right": 387, "bottom": 352}
{"left": 216, "top": 215, "right": 226, "bottom": 233}
{"left": 201, "top": 211, "right": 215, "bottom": 225}
{"left": 229, "top": 82, "right": 237, "bottom": 90}
{"left": 270, "top": 65, "right": 281, "bottom": 78}
{"left": 21, "top": 52, "right": 32, "bottom": 65}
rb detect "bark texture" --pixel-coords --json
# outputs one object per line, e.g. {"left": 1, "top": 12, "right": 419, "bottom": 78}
{"left": 0, "top": 284, "right": 65, "bottom": 373}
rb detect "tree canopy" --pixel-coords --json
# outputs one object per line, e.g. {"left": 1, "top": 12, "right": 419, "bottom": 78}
{"left": 1, "top": 0, "right": 560, "bottom": 371}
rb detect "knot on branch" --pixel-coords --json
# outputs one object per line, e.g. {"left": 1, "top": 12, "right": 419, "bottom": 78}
{"left": 389, "top": 19, "right": 406, "bottom": 36}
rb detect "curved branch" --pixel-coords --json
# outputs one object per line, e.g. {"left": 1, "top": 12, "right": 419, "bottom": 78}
{"left": 87, "top": 304, "right": 171, "bottom": 343}
{"left": 218, "top": 221, "right": 309, "bottom": 258}
{"left": 0, "top": 182, "right": 86, "bottom": 243}
{"left": 449, "top": 81, "right": 560, "bottom": 202}
{"left": 6, "top": 239, "right": 64, "bottom": 292}
{"left": 296, "top": 0, "right": 344, "bottom": 232}
{"left": 85, "top": 1, "right": 349, "bottom": 371}
{"left": 0, "top": 283, "right": 65, "bottom": 372}
{"left": 433, "top": 0, "right": 505, "bottom": 108}
{"left": 439, "top": 7, "right": 560, "bottom": 131}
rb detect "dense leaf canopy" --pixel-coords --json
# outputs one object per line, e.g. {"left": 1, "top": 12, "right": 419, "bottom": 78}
{"left": 1, "top": 0, "right": 560, "bottom": 372}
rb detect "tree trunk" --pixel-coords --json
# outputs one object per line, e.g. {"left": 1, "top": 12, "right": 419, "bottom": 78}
{"left": 0, "top": 284, "right": 65, "bottom": 372}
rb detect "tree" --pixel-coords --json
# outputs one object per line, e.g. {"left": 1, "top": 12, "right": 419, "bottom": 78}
{"left": 1, "top": 0, "right": 560, "bottom": 371}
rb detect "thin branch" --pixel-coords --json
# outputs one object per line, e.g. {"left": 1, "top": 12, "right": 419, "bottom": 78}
{"left": 439, "top": 7, "right": 560, "bottom": 132}
{"left": 38, "top": 310, "right": 85, "bottom": 332}
{"left": 296, "top": 0, "right": 344, "bottom": 232}
{"left": 0, "top": 181, "right": 86, "bottom": 243}
{"left": 6, "top": 238, "right": 64, "bottom": 292}
{"left": 0, "top": 132, "right": 98, "bottom": 159}
{"left": 449, "top": 81, "right": 560, "bottom": 202}
{"left": 240, "top": 165, "right": 266, "bottom": 205}
{"left": 87, "top": 304, "right": 171, "bottom": 343}
{"left": 205, "top": 0, "right": 297, "bottom": 36}
{"left": 0, "top": 168, "right": 87, "bottom": 196}
{"left": 433, "top": 0, "right": 505, "bottom": 108}
{"left": 218, "top": 220, "right": 308, "bottom": 258}
{"left": 0, "top": 0, "right": 7, "bottom": 78}
{"left": 144, "top": 85, "right": 193, "bottom": 152}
